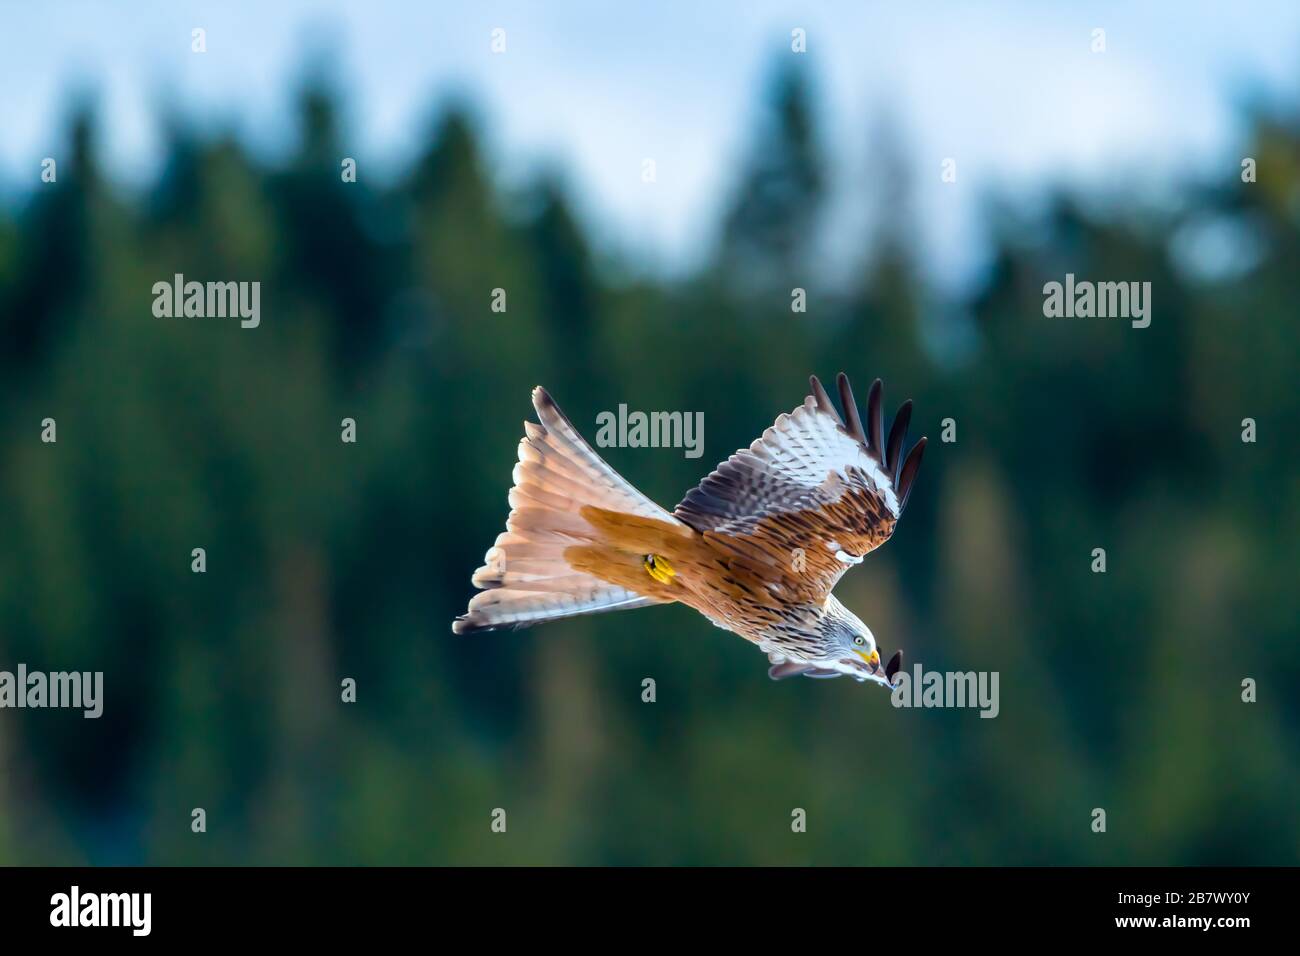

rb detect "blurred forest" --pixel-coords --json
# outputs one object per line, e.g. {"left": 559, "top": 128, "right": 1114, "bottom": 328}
{"left": 0, "top": 64, "right": 1297, "bottom": 865}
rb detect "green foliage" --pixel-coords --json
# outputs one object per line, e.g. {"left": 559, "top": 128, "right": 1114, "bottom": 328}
{"left": 0, "top": 75, "right": 1296, "bottom": 865}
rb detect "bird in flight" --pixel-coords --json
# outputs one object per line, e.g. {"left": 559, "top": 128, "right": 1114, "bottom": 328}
{"left": 453, "top": 373, "right": 926, "bottom": 688}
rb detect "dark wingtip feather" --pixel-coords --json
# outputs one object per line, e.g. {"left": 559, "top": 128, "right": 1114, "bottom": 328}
{"left": 885, "top": 649, "right": 903, "bottom": 683}
{"left": 885, "top": 400, "right": 913, "bottom": 476}
{"left": 809, "top": 375, "right": 842, "bottom": 423}
{"left": 836, "top": 372, "right": 868, "bottom": 447}
{"left": 896, "top": 436, "right": 927, "bottom": 511}
{"left": 866, "top": 378, "right": 884, "bottom": 459}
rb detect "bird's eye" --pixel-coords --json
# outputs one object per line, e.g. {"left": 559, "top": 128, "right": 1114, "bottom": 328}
{"left": 854, "top": 636, "right": 866, "bottom": 646}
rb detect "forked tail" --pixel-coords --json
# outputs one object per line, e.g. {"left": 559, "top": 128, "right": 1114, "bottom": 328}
{"left": 452, "top": 387, "right": 690, "bottom": 634}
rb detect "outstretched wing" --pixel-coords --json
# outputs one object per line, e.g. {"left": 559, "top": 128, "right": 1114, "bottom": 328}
{"left": 673, "top": 373, "right": 925, "bottom": 605}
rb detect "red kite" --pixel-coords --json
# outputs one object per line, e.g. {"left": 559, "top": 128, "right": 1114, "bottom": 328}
{"left": 454, "top": 374, "right": 925, "bottom": 687}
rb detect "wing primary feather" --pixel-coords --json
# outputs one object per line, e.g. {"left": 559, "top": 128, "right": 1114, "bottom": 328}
{"left": 866, "top": 378, "right": 884, "bottom": 459}
{"left": 836, "top": 372, "right": 868, "bottom": 447}
{"left": 897, "top": 436, "right": 927, "bottom": 510}
{"left": 809, "top": 375, "right": 842, "bottom": 424}
{"left": 885, "top": 649, "right": 903, "bottom": 682}
{"left": 885, "top": 400, "right": 913, "bottom": 476}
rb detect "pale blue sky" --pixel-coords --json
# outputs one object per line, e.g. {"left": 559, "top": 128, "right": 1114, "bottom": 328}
{"left": 2, "top": 1, "right": 1298, "bottom": 289}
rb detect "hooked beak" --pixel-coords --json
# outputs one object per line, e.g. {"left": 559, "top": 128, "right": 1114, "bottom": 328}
{"left": 855, "top": 648, "right": 882, "bottom": 674}
{"left": 843, "top": 648, "right": 902, "bottom": 689}
{"left": 850, "top": 648, "right": 904, "bottom": 689}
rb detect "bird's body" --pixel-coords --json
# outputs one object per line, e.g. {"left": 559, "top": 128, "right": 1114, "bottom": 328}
{"left": 454, "top": 373, "right": 926, "bottom": 687}
{"left": 567, "top": 506, "right": 864, "bottom": 655}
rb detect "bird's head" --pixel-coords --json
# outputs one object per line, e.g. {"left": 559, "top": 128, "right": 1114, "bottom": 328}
{"left": 816, "top": 597, "right": 901, "bottom": 688}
